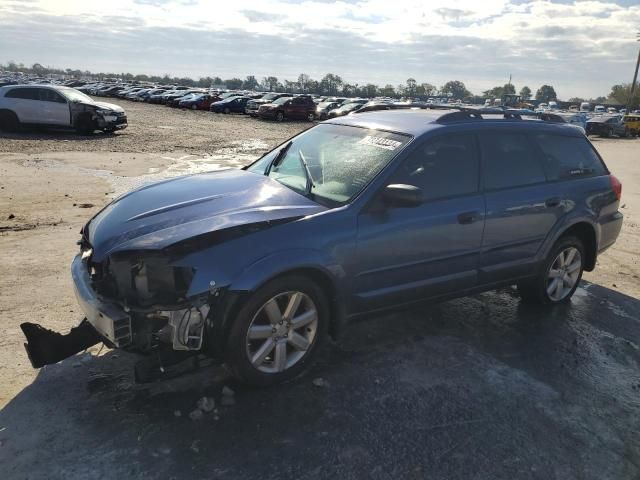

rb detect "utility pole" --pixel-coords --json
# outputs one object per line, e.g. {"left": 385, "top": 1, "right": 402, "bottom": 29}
{"left": 628, "top": 32, "right": 640, "bottom": 111}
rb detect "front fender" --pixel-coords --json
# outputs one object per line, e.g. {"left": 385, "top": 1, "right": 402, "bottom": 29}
{"left": 230, "top": 248, "right": 346, "bottom": 293}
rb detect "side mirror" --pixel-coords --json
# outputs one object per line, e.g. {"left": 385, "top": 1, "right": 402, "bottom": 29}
{"left": 382, "top": 184, "right": 422, "bottom": 208}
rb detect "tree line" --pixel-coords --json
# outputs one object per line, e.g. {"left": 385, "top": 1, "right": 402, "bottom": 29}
{"left": 1, "top": 61, "right": 637, "bottom": 107}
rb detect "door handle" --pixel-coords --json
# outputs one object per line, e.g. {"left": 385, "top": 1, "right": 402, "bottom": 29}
{"left": 545, "top": 197, "right": 561, "bottom": 208}
{"left": 457, "top": 211, "right": 480, "bottom": 225}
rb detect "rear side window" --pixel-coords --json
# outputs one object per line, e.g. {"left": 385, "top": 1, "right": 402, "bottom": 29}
{"left": 533, "top": 134, "right": 606, "bottom": 180}
{"left": 479, "top": 132, "right": 546, "bottom": 190}
{"left": 5, "top": 88, "right": 38, "bottom": 100}
{"left": 392, "top": 133, "right": 479, "bottom": 200}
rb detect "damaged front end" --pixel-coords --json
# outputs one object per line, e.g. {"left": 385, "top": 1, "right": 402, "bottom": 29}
{"left": 22, "top": 245, "right": 217, "bottom": 372}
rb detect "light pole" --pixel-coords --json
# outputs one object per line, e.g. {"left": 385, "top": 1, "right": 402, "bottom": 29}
{"left": 628, "top": 32, "right": 640, "bottom": 111}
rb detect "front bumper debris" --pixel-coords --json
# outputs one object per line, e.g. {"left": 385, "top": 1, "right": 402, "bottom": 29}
{"left": 21, "top": 320, "right": 102, "bottom": 368}
{"left": 71, "top": 254, "right": 132, "bottom": 347}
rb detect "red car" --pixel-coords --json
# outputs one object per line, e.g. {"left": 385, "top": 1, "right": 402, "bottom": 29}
{"left": 179, "top": 93, "right": 222, "bottom": 110}
{"left": 258, "top": 95, "right": 316, "bottom": 121}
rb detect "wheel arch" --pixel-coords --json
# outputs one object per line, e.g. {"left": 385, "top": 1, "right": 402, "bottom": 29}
{"left": 0, "top": 108, "right": 20, "bottom": 122}
{"left": 557, "top": 221, "right": 598, "bottom": 271}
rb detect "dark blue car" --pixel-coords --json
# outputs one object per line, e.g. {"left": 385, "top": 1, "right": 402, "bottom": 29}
{"left": 22, "top": 109, "right": 623, "bottom": 386}
{"left": 210, "top": 96, "right": 249, "bottom": 114}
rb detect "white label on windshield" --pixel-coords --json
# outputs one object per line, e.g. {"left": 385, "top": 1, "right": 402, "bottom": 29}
{"left": 358, "top": 136, "right": 402, "bottom": 151}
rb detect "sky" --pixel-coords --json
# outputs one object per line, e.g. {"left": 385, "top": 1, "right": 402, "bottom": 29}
{"left": 0, "top": 0, "right": 639, "bottom": 98}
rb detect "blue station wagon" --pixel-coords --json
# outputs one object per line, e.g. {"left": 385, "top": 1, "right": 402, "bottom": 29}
{"left": 21, "top": 109, "right": 623, "bottom": 385}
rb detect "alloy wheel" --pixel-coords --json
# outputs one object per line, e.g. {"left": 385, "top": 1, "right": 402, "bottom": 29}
{"left": 245, "top": 291, "right": 318, "bottom": 374}
{"left": 547, "top": 247, "right": 582, "bottom": 301}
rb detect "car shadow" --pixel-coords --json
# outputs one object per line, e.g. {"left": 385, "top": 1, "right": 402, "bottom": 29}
{"left": 1, "top": 281, "right": 639, "bottom": 479}
{"left": 0, "top": 127, "right": 122, "bottom": 141}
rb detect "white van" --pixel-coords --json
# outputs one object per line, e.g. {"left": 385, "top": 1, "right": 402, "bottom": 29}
{"left": 580, "top": 102, "right": 591, "bottom": 112}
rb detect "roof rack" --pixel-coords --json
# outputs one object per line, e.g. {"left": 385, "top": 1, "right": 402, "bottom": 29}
{"left": 436, "top": 110, "right": 483, "bottom": 123}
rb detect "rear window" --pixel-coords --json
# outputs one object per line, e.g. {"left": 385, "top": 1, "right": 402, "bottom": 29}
{"left": 532, "top": 134, "right": 606, "bottom": 180}
{"left": 479, "top": 132, "right": 546, "bottom": 190}
{"left": 5, "top": 88, "right": 38, "bottom": 100}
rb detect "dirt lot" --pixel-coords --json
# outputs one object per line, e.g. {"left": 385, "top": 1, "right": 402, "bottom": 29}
{"left": 0, "top": 100, "right": 638, "bottom": 479}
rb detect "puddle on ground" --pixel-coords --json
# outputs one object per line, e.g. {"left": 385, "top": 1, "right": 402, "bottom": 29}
{"left": 22, "top": 140, "right": 269, "bottom": 196}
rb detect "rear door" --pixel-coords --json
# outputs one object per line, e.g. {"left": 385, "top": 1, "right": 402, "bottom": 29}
{"left": 478, "top": 129, "right": 564, "bottom": 283}
{"left": 4, "top": 87, "right": 40, "bottom": 123}
{"left": 288, "top": 97, "right": 306, "bottom": 118}
{"left": 354, "top": 132, "right": 484, "bottom": 311}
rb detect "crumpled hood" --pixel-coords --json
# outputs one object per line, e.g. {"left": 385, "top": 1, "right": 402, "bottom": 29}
{"left": 86, "top": 169, "right": 326, "bottom": 261}
{"left": 91, "top": 101, "right": 125, "bottom": 113}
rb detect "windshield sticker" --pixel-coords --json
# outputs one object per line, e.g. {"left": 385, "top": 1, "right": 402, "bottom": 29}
{"left": 358, "top": 136, "right": 402, "bottom": 151}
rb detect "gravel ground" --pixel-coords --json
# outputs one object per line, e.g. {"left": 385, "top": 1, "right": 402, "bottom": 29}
{"left": 0, "top": 100, "right": 638, "bottom": 479}
{"left": 0, "top": 97, "right": 309, "bottom": 155}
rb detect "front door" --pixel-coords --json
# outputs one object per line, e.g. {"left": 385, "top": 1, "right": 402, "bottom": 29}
{"left": 37, "top": 88, "right": 70, "bottom": 126}
{"left": 353, "top": 132, "right": 485, "bottom": 312}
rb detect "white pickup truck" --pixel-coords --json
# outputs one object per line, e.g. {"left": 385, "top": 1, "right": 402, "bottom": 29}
{"left": 0, "top": 85, "right": 127, "bottom": 134}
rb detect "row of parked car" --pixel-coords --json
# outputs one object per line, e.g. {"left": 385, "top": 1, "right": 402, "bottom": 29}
{"left": 77, "top": 82, "right": 441, "bottom": 122}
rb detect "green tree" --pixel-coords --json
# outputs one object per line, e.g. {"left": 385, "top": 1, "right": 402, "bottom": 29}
{"left": 535, "top": 84, "right": 557, "bottom": 102}
{"left": 363, "top": 83, "right": 378, "bottom": 98}
{"left": 243, "top": 75, "right": 259, "bottom": 90}
{"left": 320, "top": 73, "right": 343, "bottom": 95}
{"left": 420, "top": 83, "right": 437, "bottom": 97}
{"left": 262, "top": 76, "right": 279, "bottom": 91}
{"left": 380, "top": 84, "right": 396, "bottom": 97}
{"left": 503, "top": 83, "right": 515, "bottom": 95}
{"left": 224, "top": 78, "right": 243, "bottom": 89}
{"left": 297, "top": 73, "right": 311, "bottom": 93}
{"left": 608, "top": 83, "right": 640, "bottom": 108}
{"left": 520, "top": 86, "right": 532, "bottom": 100}
{"left": 440, "top": 80, "right": 471, "bottom": 99}
{"left": 405, "top": 78, "right": 417, "bottom": 97}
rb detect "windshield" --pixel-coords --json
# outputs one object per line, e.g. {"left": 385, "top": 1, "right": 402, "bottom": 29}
{"left": 338, "top": 103, "right": 362, "bottom": 112}
{"left": 272, "top": 96, "right": 290, "bottom": 105}
{"left": 262, "top": 93, "right": 279, "bottom": 101}
{"left": 60, "top": 88, "right": 93, "bottom": 103}
{"left": 246, "top": 124, "right": 410, "bottom": 206}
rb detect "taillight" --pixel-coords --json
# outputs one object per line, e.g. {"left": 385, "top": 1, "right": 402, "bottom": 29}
{"left": 610, "top": 174, "right": 622, "bottom": 201}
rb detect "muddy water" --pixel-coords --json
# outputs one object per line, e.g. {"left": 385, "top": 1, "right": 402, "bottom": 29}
{"left": 23, "top": 139, "right": 270, "bottom": 197}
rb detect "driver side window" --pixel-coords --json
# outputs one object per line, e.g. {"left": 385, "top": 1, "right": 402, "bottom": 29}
{"left": 391, "top": 133, "right": 479, "bottom": 201}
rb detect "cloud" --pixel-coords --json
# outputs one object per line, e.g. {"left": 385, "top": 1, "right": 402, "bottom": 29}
{"left": 0, "top": 0, "right": 639, "bottom": 98}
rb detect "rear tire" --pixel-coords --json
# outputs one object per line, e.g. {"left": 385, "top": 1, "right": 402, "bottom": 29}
{"left": 0, "top": 110, "right": 20, "bottom": 132}
{"left": 276, "top": 111, "right": 284, "bottom": 122}
{"left": 225, "top": 275, "right": 328, "bottom": 386}
{"left": 306, "top": 112, "right": 315, "bottom": 122}
{"left": 518, "top": 236, "right": 585, "bottom": 305}
{"left": 224, "top": 107, "right": 230, "bottom": 114}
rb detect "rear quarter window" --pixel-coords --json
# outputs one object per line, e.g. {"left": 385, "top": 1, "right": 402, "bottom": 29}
{"left": 5, "top": 88, "right": 38, "bottom": 100}
{"left": 532, "top": 134, "right": 607, "bottom": 180}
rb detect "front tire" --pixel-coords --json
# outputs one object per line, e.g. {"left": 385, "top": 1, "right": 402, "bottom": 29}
{"left": 224, "top": 107, "right": 230, "bottom": 114}
{"left": 518, "top": 236, "right": 585, "bottom": 305}
{"left": 75, "top": 113, "right": 96, "bottom": 135}
{"left": 276, "top": 111, "right": 284, "bottom": 122}
{"left": 225, "top": 275, "right": 328, "bottom": 386}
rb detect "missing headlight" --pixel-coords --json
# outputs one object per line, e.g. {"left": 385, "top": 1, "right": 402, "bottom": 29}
{"left": 155, "top": 305, "right": 210, "bottom": 351}
{"left": 100, "top": 254, "right": 195, "bottom": 308}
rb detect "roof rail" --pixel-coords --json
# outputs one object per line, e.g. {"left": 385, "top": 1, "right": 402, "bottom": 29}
{"left": 436, "top": 110, "right": 483, "bottom": 123}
